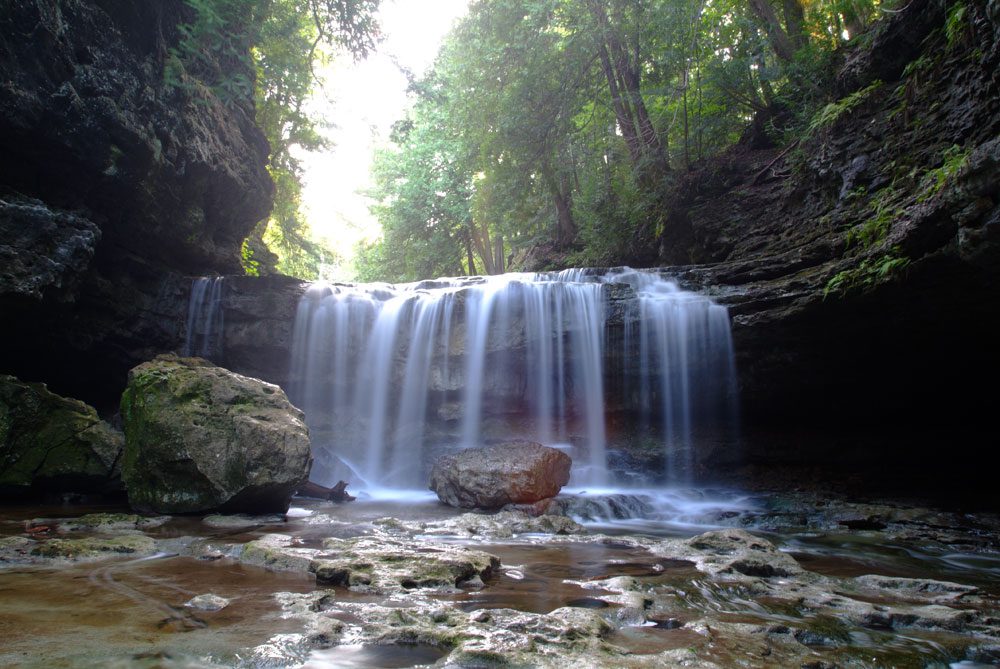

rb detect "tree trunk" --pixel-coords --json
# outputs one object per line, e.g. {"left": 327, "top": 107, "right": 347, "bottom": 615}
{"left": 747, "top": 0, "right": 797, "bottom": 63}
{"left": 472, "top": 221, "right": 497, "bottom": 275}
{"left": 464, "top": 228, "right": 478, "bottom": 276}
{"left": 782, "top": 0, "right": 808, "bottom": 49}
{"left": 596, "top": 42, "right": 643, "bottom": 166}
{"left": 494, "top": 234, "right": 505, "bottom": 274}
{"left": 682, "top": 68, "right": 690, "bottom": 168}
{"left": 586, "top": 0, "right": 670, "bottom": 184}
{"left": 542, "top": 164, "right": 577, "bottom": 245}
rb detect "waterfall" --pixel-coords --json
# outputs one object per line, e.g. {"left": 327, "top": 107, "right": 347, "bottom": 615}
{"left": 183, "top": 277, "right": 225, "bottom": 361}
{"left": 605, "top": 269, "right": 739, "bottom": 483}
{"left": 287, "top": 269, "right": 738, "bottom": 490}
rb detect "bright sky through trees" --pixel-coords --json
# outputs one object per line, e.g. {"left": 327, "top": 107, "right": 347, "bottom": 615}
{"left": 297, "top": 0, "right": 470, "bottom": 277}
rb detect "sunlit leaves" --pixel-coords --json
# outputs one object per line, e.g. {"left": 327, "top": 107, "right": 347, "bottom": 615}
{"left": 170, "top": 0, "right": 381, "bottom": 279}
{"left": 362, "top": 0, "right": 887, "bottom": 278}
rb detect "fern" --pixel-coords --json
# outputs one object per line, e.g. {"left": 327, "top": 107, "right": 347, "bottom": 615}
{"left": 945, "top": 2, "right": 968, "bottom": 49}
{"left": 824, "top": 248, "right": 911, "bottom": 297}
{"left": 916, "top": 144, "right": 969, "bottom": 202}
{"left": 806, "top": 80, "right": 883, "bottom": 136}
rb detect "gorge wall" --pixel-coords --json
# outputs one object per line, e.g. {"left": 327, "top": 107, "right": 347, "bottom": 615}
{"left": 0, "top": 0, "right": 272, "bottom": 410}
{"left": 640, "top": 0, "right": 1000, "bottom": 492}
{"left": 1, "top": 0, "right": 998, "bottom": 498}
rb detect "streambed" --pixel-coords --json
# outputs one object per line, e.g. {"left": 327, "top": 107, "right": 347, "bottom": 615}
{"left": 1, "top": 490, "right": 999, "bottom": 668}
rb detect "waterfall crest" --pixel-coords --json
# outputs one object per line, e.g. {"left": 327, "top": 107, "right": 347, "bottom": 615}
{"left": 288, "top": 268, "right": 738, "bottom": 490}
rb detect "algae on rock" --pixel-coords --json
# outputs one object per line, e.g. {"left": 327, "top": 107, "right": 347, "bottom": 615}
{"left": 120, "top": 354, "right": 311, "bottom": 514}
{"left": 0, "top": 374, "right": 123, "bottom": 495}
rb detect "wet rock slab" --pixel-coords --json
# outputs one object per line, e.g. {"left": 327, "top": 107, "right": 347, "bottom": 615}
{"left": 1, "top": 533, "right": 158, "bottom": 564}
{"left": 241, "top": 532, "right": 501, "bottom": 594}
{"left": 1, "top": 495, "right": 999, "bottom": 667}
{"left": 375, "top": 510, "right": 585, "bottom": 538}
{"left": 258, "top": 514, "right": 1000, "bottom": 667}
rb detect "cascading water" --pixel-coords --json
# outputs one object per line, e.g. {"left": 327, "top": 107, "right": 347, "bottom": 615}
{"left": 604, "top": 269, "right": 739, "bottom": 483}
{"left": 183, "top": 276, "right": 225, "bottom": 361}
{"left": 287, "top": 268, "right": 738, "bottom": 491}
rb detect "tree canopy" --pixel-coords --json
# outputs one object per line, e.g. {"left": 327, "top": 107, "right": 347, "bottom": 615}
{"left": 360, "top": 0, "right": 883, "bottom": 281}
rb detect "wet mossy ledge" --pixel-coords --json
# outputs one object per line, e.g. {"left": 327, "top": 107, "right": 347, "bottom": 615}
{"left": 2, "top": 355, "right": 312, "bottom": 514}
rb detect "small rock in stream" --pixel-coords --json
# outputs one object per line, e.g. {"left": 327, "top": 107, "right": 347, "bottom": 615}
{"left": 184, "top": 594, "right": 231, "bottom": 611}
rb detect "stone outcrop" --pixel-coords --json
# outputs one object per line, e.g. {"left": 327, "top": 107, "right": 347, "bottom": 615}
{"left": 240, "top": 532, "right": 501, "bottom": 593}
{"left": 165, "top": 0, "right": 1000, "bottom": 498}
{"left": 0, "top": 374, "right": 123, "bottom": 496}
{"left": 203, "top": 275, "right": 307, "bottom": 389}
{"left": 0, "top": 0, "right": 273, "bottom": 410}
{"left": 119, "top": 355, "right": 311, "bottom": 513}
{"left": 0, "top": 199, "right": 100, "bottom": 302}
{"left": 429, "top": 441, "right": 572, "bottom": 509}
{"left": 626, "top": 0, "right": 1000, "bottom": 491}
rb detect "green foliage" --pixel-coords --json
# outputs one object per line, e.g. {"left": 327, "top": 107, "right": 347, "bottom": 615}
{"left": 240, "top": 239, "right": 260, "bottom": 277}
{"left": 848, "top": 191, "right": 900, "bottom": 248}
{"left": 167, "top": 0, "right": 381, "bottom": 279}
{"left": 352, "top": 238, "right": 393, "bottom": 283}
{"left": 362, "top": 0, "right": 897, "bottom": 278}
{"left": 165, "top": 0, "right": 259, "bottom": 106}
{"left": 916, "top": 144, "right": 969, "bottom": 202}
{"left": 824, "top": 248, "right": 910, "bottom": 296}
{"left": 806, "top": 80, "right": 883, "bottom": 135}
{"left": 945, "top": 1, "right": 969, "bottom": 49}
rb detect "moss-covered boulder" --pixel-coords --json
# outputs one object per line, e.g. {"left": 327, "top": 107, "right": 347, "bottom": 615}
{"left": 0, "top": 375, "right": 123, "bottom": 495}
{"left": 120, "top": 355, "right": 311, "bottom": 514}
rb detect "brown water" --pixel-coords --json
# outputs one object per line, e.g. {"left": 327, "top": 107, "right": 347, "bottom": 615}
{"left": 2, "top": 497, "right": 999, "bottom": 668}
{"left": 0, "top": 555, "right": 316, "bottom": 667}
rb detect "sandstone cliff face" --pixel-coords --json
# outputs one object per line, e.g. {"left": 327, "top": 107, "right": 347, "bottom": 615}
{"left": 0, "top": 0, "right": 272, "bottom": 408}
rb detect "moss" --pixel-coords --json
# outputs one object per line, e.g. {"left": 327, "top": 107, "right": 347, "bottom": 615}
{"left": 29, "top": 535, "right": 156, "bottom": 559}
{"left": 1, "top": 376, "right": 122, "bottom": 490}
{"left": 243, "top": 536, "right": 316, "bottom": 572}
{"left": 445, "top": 649, "right": 512, "bottom": 667}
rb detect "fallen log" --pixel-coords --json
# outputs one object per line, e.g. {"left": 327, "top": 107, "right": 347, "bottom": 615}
{"left": 296, "top": 480, "right": 356, "bottom": 503}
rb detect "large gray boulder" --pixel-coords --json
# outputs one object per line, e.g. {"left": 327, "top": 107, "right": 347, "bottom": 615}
{"left": 120, "top": 355, "right": 311, "bottom": 514}
{"left": 429, "top": 441, "right": 572, "bottom": 509}
{"left": 0, "top": 375, "right": 123, "bottom": 495}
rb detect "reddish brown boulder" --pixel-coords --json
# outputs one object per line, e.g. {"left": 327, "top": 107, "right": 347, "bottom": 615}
{"left": 429, "top": 441, "right": 572, "bottom": 509}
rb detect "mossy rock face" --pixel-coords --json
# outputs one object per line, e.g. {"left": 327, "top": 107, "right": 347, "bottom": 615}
{"left": 120, "top": 354, "right": 311, "bottom": 514}
{"left": 0, "top": 375, "right": 123, "bottom": 495}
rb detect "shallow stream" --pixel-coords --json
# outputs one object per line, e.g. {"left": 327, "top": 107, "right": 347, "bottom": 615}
{"left": 2, "top": 489, "right": 999, "bottom": 668}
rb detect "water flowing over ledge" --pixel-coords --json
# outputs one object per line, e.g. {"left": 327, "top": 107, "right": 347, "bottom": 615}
{"left": 282, "top": 268, "right": 739, "bottom": 491}
{"left": 183, "top": 276, "right": 225, "bottom": 361}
